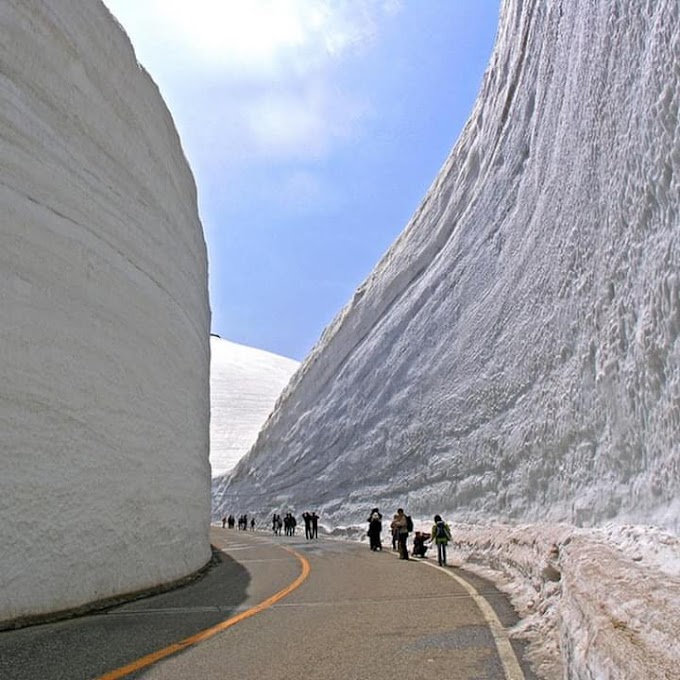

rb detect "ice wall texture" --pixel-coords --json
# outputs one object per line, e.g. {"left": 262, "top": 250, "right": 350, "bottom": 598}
{"left": 214, "top": 0, "right": 680, "bottom": 533}
{"left": 0, "top": 1, "right": 211, "bottom": 625}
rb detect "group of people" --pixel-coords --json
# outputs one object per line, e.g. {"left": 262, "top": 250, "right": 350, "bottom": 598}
{"left": 271, "top": 511, "right": 320, "bottom": 538}
{"left": 367, "top": 508, "right": 452, "bottom": 566}
{"left": 222, "top": 506, "right": 452, "bottom": 565}
{"left": 221, "top": 514, "right": 255, "bottom": 531}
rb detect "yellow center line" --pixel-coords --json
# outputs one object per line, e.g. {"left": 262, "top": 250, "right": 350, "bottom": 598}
{"left": 97, "top": 543, "right": 311, "bottom": 679}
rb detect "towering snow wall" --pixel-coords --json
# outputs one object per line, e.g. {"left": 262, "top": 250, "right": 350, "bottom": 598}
{"left": 215, "top": 0, "right": 680, "bottom": 533}
{"left": 0, "top": 1, "right": 211, "bottom": 626}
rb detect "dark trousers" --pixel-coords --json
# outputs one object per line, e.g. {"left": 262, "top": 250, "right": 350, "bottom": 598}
{"left": 437, "top": 542, "right": 447, "bottom": 566}
{"left": 398, "top": 533, "right": 409, "bottom": 559}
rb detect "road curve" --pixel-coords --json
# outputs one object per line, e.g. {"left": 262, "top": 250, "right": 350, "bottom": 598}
{"left": 137, "top": 529, "right": 535, "bottom": 680}
{"left": 0, "top": 528, "right": 538, "bottom": 679}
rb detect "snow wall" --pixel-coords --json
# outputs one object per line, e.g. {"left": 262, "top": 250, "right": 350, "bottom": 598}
{"left": 0, "top": 1, "right": 211, "bottom": 626}
{"left": 214, "top": 0, "right": 680, "bottom": 534}
{"left": 209, "top": 337, "right": 299, "bottom": 478}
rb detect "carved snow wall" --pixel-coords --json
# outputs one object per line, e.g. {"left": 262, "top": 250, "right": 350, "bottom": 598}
{"left": 0, "top": 1, "right": 211, "bottom": 625}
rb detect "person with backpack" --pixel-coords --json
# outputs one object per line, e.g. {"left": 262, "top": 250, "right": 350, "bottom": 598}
{"left": 431, "top": 514, "right": 452, "bottom": 566}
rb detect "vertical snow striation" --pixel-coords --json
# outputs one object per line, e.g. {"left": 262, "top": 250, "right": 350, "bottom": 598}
{"left": 0, "top": 1, "right": 211, "bottom": 625}
{"left": 214, "top": 0, "right": 680, "bottom": 534}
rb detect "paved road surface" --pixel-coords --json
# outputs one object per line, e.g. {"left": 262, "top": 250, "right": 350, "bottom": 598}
{"left": 0, "top": 528, "right": 539, "bottom": 679}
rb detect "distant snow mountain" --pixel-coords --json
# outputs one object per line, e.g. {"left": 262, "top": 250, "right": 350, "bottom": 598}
{"left": 209, "top": 336, "right": 299, "bottom": 477}
{"left": 213, "top": 0, "right": 680, "bottom": 534}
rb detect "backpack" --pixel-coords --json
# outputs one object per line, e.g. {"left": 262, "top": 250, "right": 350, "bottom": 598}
{"left": 435, "top": 521, "right": 450, "bottom": 541}
{"left": 406, "top": 515, "right": 414, "bottom": 532}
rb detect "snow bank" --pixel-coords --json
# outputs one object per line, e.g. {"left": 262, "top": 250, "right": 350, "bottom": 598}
{"left": 0, "top": 1, "right": 210, "bottom": 626}
{"left": 441, "top": 522, "right": 680, "bottom": 680}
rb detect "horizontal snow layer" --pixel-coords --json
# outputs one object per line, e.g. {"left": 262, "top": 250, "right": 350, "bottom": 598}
{"left": 214, "top": 0, "right": 680, "bottom": 534}
{"left": 0, "top": 1, "right": 211, "bottom": 624}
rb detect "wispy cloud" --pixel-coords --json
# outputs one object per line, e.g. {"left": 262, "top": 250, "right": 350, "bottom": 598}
{"left": 105, "top": 0, "right": 401, "bottom": 169}
{"left": 108, "top": 0, "right": 402, "bottom": 74}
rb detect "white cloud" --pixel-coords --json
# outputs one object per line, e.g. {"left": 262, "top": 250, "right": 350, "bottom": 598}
{"left": 103, "top": 0, "right": 399, "bottom": 182}
{"left": 106, "top": 0, "right": 402, "bottom": 76}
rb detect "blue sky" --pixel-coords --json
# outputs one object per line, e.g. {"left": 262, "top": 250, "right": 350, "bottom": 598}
{"left": 104, "top": 0, "right": 500, "bottom": 360}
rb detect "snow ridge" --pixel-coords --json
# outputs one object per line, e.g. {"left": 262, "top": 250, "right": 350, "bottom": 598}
{"left": 209, "top": 336, "right": 299, "bottom": 477}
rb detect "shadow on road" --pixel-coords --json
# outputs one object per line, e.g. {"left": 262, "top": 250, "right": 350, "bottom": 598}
{"left": 0, "top": 546, "right": 251, "bottom": 680}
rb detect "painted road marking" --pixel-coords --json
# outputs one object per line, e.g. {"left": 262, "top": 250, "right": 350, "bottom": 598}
{"left": 422, "top": 561, "right": 525, "bottom": 680}
{"left": 96, "top": 544, "right": 311, "bottom": 680}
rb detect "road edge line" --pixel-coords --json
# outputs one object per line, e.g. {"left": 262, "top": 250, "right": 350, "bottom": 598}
{"left": 421, "top": 560, "right": 525, "bottom": 680}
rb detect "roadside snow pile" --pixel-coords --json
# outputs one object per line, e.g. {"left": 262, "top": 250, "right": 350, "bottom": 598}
{"left": 438, "top": 522, "right": 680, "bottom": 679}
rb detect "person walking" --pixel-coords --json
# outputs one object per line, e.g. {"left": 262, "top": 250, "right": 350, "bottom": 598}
{"left": 431, "top": 514, "right": 452, "bottom": 566}
{"left": 367, "top": 508, "right": 383, "bottom": 551}
{"left": 392, "top": 508, "right": 410, "bottom": 560}
{"left": 302, "top": 512, "right": 312, "bottom": 539}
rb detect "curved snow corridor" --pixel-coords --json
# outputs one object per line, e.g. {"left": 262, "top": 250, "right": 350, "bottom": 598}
{"left": 215, "top": 0, "right": 680, "bottom": 534}
{"left": 0, "top": 1, "right": 211, "bottom": 626}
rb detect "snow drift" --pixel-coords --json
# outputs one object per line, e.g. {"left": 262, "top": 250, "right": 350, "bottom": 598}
{"left": 209, "top": 336, "right": 299, "bottom": 477}
{"left": 214, "top": 0, "right": 679, "bottom": 533}
{"left": 0, "top": 1, "right": 211, "bottom": 626}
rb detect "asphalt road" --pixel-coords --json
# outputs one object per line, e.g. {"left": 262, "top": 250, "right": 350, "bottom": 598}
{"left": 0, "top": 528, "right": 539, "bottom": 679}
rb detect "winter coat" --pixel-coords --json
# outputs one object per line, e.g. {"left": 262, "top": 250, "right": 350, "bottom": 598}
{"left": 392, "top": 513, "right": 408, "bottom": 535}
{"left": 431, "top": 520, "right": 452, "bottom": 545}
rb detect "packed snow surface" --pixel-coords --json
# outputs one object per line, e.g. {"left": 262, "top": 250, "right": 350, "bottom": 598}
{"left": 209, "top": 336, "right": 299, "bottom": 477}
{"left": 214, "top": 0, "right": 680, "bottom": 676}
{"left": 0, "top": 0, "right": 211, "bottom": 626}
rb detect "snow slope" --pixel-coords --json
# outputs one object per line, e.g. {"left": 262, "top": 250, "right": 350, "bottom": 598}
{"left": 209, "top": 336, "right": 299, "bottom": 477}
{"left": 0, "top": 1, "right": 211, "bottom": 626}
{"left": 214, "top": 0, "right": 680, "bottom": 676}
{"left": 214, "top": 0, "right": 679, "bottom": 536}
